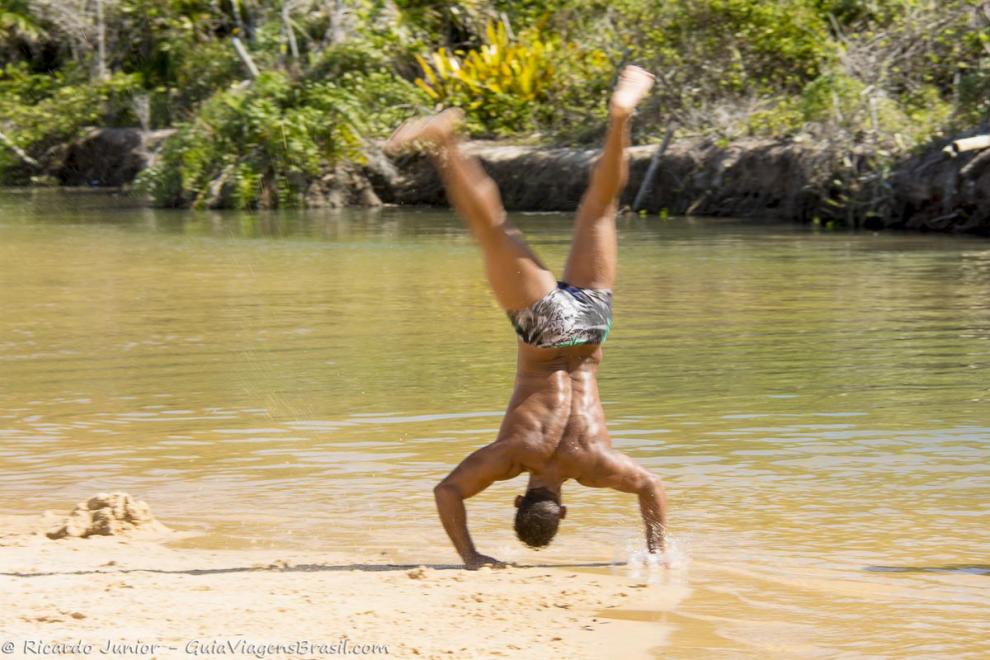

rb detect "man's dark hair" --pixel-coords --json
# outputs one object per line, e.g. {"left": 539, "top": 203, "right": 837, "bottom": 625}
{"left": 514, "top": 488, "right": 561, "bottom": 548}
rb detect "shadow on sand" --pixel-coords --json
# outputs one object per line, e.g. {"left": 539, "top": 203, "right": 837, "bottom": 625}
{"left": 2, "top": 561, "right": 621, "bottom": 578}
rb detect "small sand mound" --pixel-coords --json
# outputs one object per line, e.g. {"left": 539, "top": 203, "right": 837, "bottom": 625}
{"left": 407, "top": 566, "right": 429, "bottom": 580}
{"left": 46, "top": 492, "right": 169, "bottom": 540}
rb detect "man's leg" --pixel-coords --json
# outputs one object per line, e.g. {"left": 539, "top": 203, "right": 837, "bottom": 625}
{"left": 387, "top": 110, "right": 556, "bottom": 311}
{"left": 563, "top": 66, "right": 655, "bottom": 290}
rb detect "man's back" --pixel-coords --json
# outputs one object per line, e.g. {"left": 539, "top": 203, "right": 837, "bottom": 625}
{"left": 502, "top": 344, "right": 611, "bottom": 477}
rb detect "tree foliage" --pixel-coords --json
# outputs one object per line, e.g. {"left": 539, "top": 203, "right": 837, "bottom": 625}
{"left": 414, "top": 20, "right": 557, "bottom": 134}
{"left": 0, "top": 0, "right": 987, "bottom": 205}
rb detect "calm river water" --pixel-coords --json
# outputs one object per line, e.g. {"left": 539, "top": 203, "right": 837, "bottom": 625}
{"left": 1, "top": 190, "right": 988, "bottom": 656}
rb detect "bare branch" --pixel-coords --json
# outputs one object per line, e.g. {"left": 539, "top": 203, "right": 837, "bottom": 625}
{"left": 0, "top": 129, "right": 41, "bottom": 169}
{"left": 232, "top": 36, "right": 259, "bottom": 79}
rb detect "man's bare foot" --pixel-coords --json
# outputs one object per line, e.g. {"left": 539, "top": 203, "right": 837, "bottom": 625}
{"left": 609, "top": 65, "right": 655, "bottom": 118}
{"left": 384, "top": 108, "right": 464, "bottom": 156}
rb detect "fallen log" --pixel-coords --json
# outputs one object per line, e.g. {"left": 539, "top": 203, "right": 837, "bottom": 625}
{"left": 942, "top": 134, "right": 990, "bottom": 157}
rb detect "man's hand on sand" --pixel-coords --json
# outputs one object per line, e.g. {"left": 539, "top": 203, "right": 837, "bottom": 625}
{"left": 464, "top": 552, "right": 506, "bottom": 571}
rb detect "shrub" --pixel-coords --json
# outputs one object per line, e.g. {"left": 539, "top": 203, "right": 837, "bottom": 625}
{"left": 744, "top": 98, "right": 805, "bottom": 137}
{"left": 0, "top": 65, "right": 141, "bottom": 183}
{"left": 137, "top": 69, "right": 426, "bottom": 208}
{"left": 800, "top": 71, "right": 869, "bottom": 124}
{"left": 955, "top": 64, "right": 990, "bottom": 128}
{"left": 413, "top": 20, "right": 556, "bottom": 134}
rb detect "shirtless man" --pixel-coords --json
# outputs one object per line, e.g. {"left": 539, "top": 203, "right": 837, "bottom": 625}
{"left": 386, "top": 65, "right": 667, "bottom": 570}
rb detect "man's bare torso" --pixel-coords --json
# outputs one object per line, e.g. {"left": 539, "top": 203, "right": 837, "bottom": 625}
{"left": 433, "top": 337, "right": 665, "bottom": 568}
{"left": 495, "top": 343, "right": 611, "bottom": 485}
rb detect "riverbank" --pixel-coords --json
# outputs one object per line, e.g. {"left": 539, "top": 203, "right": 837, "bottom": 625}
{"left": 0, "top": 514, "right": 676, "bottom": 660}
{"left": 378, "top": 133, "right": 990, "bottom": 235}
{"left": 38, "top": 127, "right": 990, "bottom": 236}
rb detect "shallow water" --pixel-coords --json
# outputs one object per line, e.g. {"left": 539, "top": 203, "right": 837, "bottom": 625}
{"left": 2, "top": 190, "right": 989, "bottom": 655}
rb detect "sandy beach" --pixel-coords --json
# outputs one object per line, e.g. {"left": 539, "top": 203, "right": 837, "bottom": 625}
{"left": 0, "top": 513, "right": 683, "bottom": 660}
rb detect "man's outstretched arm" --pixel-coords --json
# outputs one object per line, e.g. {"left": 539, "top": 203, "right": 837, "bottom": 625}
{"left": 434, "top": 442, "right": 520, "bottom": 569}
{"left": 638, "top": 473, "right": 668, "bottom": 553}
{"left": 580, "top": 450, "right": 668, "bottom": 553}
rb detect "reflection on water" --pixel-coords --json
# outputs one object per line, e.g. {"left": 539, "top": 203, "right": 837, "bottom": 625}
{"left": 1, "top": 190, "right": 989, "bottom": 655}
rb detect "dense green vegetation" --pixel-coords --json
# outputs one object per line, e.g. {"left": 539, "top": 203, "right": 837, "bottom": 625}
{"left": 1, "top": 0, "right": 988, "bottom": 208}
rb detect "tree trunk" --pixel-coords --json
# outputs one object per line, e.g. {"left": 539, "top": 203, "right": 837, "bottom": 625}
{"left": 95, "top": 0, "right": 108, "bottom": 80}
{"left": 326, "top": 0, "right": 345, "bottom": 45}
{"left": 633, "top": 123, "right": 676, "bottom": 212}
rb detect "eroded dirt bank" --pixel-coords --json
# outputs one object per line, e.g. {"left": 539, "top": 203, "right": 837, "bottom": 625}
{"left": 375, "top": 136, "right": 990, "bottom": 235}
{"left": 55, "top": 127, "right": 990, "bottom": 235}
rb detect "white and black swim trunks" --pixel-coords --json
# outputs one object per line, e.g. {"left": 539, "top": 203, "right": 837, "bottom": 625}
{"left": 507, "top": 282, "right": 613, "bottom": 349}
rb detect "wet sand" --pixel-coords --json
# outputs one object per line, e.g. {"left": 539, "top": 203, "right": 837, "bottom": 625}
{"left": 0, "top": 515, "right": 681, "bottom": 659}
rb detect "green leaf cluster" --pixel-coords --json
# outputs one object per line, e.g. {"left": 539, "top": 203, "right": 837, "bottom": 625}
{"left": 137, "top": 69, "right": 427, "bottom": 209}
{"left": 414, "top": 20, "right": 557, "bottom": 134}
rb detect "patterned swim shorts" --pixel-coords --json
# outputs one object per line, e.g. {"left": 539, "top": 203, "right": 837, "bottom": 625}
{"left": 507, "top": 282, "right": 613, "bottom": 349}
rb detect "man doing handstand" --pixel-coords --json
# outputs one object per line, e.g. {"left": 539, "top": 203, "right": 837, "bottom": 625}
{"left": 386, "top": 65, "right": 667, "bottom": 570}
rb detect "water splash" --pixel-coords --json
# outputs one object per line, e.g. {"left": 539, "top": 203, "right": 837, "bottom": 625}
{"left": 619, "top": 535, "right": 689, "bottom": 583}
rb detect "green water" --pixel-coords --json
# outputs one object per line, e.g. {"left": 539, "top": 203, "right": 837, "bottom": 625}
{"left": 1, "top": 190, "right": 988, "bottom": 655}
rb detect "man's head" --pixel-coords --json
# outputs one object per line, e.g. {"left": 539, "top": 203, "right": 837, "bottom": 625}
{"left": 514, "top": 487, "right": 567, "bottom": 548}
